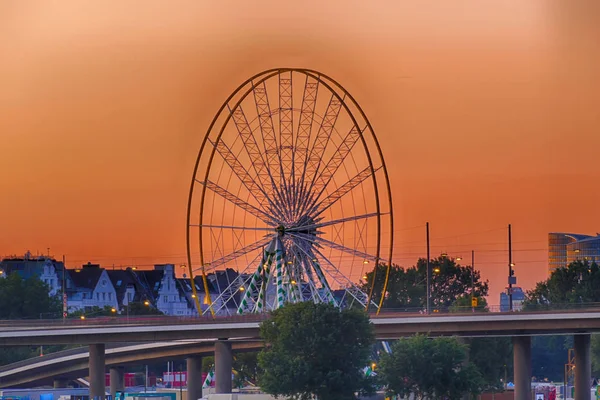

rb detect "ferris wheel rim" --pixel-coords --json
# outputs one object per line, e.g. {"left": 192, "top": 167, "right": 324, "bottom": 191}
{"left": 186, "top": 68, "right": 394, "bottom": 315}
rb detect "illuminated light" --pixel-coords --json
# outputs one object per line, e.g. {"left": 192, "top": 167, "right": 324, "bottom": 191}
{"left": 132, "top": 267, "right": 137, "bottom": 270}
{"left": 239, "top": 286, "right": 245, "bottom": 291}
{"left": 191, "top": 294, "right": 196, "bottom": 298}
{"left": 574, "top": 249, "right": 581, "bottom": 253}
{"left": 0, "top": 270, "right": 3, "bottom": 275}
{"left": 290, "top": 280, "right": 296, "bottom": 285}
{"left": 363, "top": 260, "right": 369, "bottom": 264}
{"left": 287, "top": 261, "right": 293, "bottom": 265}
{"left": 75, "top": 269, "right": 81, "bottom": 273}
{"left": 510, "top": 263, "right": 515, "bottom": 267}
{"left": 111, "top": 308, "right": 116, "bottom": 313}
{"left": 144, "top": 300, "right": 150, "bottom": 306}
{"left": 371, "top": 363, "right": 376, "bottom": 369}
{"left": 362, "top": 275, "right": 368, "bottom": 280}
{"left": 312, "top": 258, "right": 317, "bottom": 262}
{"left": 433, "top": 267, "right": 441, "bottom": 274}
{"left": 441, "top": 253, "right": 448, "bottom": 257}
{"left": 80, "top": 315, "right": 85, "bottom": 320}
{"left": 180, "top": 264, "right": 186, "bottom": 268}
{"left": 456, "top": 257, "right": 462, "bottom": 261}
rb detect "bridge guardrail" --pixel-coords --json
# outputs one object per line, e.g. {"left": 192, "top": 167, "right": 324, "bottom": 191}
{"left": 1, "top": 303, "right": 600, "bottom": 327}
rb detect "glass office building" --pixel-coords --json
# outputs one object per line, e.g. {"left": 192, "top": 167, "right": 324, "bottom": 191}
{"left": 548, "top": 232, "right": 600, "bottom": 273}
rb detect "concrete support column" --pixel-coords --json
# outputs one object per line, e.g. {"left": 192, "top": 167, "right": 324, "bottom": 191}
{"left": 574, "top": 334, "right": 592, "bottom": 400}
{"left": 513, "top": 336, "right": 532, "bottom": 400}
{"left": 187, "top": 356, "right": 203, "bottom": 400}
{"left": 89, "top": 344, "right": 106, "bottom": 400}
{"left": 214, "top": 340, "right": 232, "bottom": 394}
{"left": 53, "top": 378, "right": 68, "bottom": 388}
{"left": 109, "top": 367, "right": 125, "bottom": 400}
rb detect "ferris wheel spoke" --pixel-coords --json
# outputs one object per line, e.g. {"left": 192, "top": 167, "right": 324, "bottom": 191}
{"left": 252, "top": 81, "right": 287, "bottom": 206}
{"left": 196, "top": 179, "right": 277, "bottom": 225}
{"left": 279, "top": 72, "right": 294, "bottom": 193}
{"left": 286, "top": 212, "right": 381, "bottom": 232}
{"left": 309, "top": 166, "right": 380, "bottom": 218}
{"left": 296, "top": 94, "right": 343, "bottom": 217}
{"left": 291, "top": 233, "right": 378, "bottom": 263}
{"left": 228, "top": 104, "right": 274, "bottom": 197}
{"left": 193, "top": 235, "right": 274, "bottom": 273}
{"left": 191, "top": 224, "right": 273, "bottom": 231}
{"left": 311, "top": 247, "right": 375, "bottom": 308}
{"left": 292, "top": 75, "right": 320, "bottom": 219}
{"left": 308, "top": 124, "right": 365, "bottom": 207}
{"left": 208, "top": 139, "right": 287, "bottom": 221}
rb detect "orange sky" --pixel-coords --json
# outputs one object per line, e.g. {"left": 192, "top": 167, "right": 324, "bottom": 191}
{"left": 1, "top": 1, "right": 599, "bottom": 303}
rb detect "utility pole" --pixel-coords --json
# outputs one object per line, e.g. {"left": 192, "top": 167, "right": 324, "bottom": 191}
{"left": 508, "top": 224, "right": 514, "bottom": 311}
{"left": 471, "top": 250, "right": 475, "bottom": 312}
{"left": 62, "top": 255, "right": 67, "bottom": 321}
{"left": 426, "top": 222, "right": 431, "bottom": 315}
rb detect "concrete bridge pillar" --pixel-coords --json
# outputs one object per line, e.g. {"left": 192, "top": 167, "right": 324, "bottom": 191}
{"left": 89, "top": 344, "right": 106, "bottom": 400}
{"left": 53, "top": 378, "right": 69, "bottom": 388}
{"left": 109, "top": 367, "right": 124, "bottom": 400}
{"left": 513, "top": 336, "right": 532, "bottom": 400}
{"left": 214, "top": 340, "right": 232, "bottom": 394}
{"left": 574, "top": 334, "right": 591, "bottom": 400}
{"left": 186, "top": 356, "right": 203, "bottom": 400}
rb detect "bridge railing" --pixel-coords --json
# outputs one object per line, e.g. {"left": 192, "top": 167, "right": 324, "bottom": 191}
{"left": 2, "top": 303, "right": 600, "bottom": 327}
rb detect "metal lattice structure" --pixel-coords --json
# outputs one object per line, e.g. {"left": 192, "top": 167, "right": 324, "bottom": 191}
{"left": 186, "top": 69, "right": 394, "bottom": 316}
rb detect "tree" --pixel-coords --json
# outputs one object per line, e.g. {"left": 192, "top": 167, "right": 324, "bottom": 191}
{"left": 258, "top": 302, "right": 375, "bottom": 400}
{"left": 0, "top": 273, "right": 62, "bottom": 365}
{"left": 233, "top": 352, "right": 260, "bottom": 388}
{"left": 379, "top": 335, "right": 483, "bottom": 400}
{"left": 523, "top": 260, "right": 600, "bottom": 309}
{"left": 363, "top": 257, "right": 489, "bottom": 311}
{"left": 126, "top": 302, "right": 163, "bottom": 315}
{"left": 0, "top": 273, "right": 61, "bottom": 319}
{"left": 522, "top": 261, "right": 599, "bottom": 381}
{"left": 449, "top": 296, "right": 511, "bottom": 392}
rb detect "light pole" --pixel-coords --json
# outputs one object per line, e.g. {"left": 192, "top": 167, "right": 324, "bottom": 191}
{"left": 426, "top": 222, "right": 431, "bottom": 314}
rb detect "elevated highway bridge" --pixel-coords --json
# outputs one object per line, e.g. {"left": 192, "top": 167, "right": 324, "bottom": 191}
{"left": 1, "top": 310, "right": 599, "bottom": 400}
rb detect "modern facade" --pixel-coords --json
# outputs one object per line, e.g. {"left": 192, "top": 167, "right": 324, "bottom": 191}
{"left": 548, "top": 232, "right": 600, "bottom": 273}
{"left": 500, "top": 286, "right": 525, "bottom": 312}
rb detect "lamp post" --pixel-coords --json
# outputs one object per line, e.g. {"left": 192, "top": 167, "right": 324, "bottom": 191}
{"left": 426, "top": 222, "right": 431, "bottom": 314}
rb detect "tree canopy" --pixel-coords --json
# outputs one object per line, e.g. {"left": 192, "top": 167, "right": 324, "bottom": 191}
{"left": 0, "top": 273, "right": 61, "bottom": 319}
{"left": 448, "top": 296, "right": 511, "bottom": 391}
{"left": 522, "top": 261, "right": 599, "bottom": 380}
{"left": 378, "top": 335, "right": 483, "bottom": 400}
{"left": 363, "top": 257, "right": 489, "bottom": 311}
{"left": 524, "top": 260, "right": 600, "bottom": 309}
{"left": 258, "top": 302, "right": 375, "bottom": 400}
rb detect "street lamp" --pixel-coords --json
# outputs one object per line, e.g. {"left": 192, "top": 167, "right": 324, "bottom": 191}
{"left": 144, "top": 300, "right": 150, "bottom": 306}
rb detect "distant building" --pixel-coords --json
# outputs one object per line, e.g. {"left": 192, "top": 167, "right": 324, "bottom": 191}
{"left": 500, "top": 287, "right": 525, "bottom": 312}
{"left": 548, "top": 232, "right": 600, "bottom": 273}
{"left": 67, "top": 263, "right": 119, "bottom": 312}
{"left": 0, "top": 252, "right": 71, "bottom": 297}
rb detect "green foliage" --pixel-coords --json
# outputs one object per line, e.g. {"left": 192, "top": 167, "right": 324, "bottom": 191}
{"left": 0, "top": 273, "right": 61, "bottom": 319}
{"left": 523, "top": 260, "right": 600, "bottom": 309}
{"left": 69, "top": 305, "right": 116, "bottom": 318}
{"left": 448, "top": 296, "right": 511, "bottom": 391}
{"left": 449, "top": 295, "right": 488, "bottom": 312}
{"left": 364, "top": 258, "right": 489, "bottom": 311}
{"left": 379, "top": 335, "right": 483, "bottom": 400}
{"left": 522, "top": 261, "right": 595, "bottom": 381}
{"left": 233, "top": 352, "right": 260, "bottom": 388}
{"left": 126, "top": 302, "right": 163, "bottom": 315}
{"left": 258, "top": 302, "right": 375, "bottom": 400}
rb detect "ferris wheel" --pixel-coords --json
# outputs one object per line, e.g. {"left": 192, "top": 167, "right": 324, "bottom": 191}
{"left": 186, "top": 68, "right": 394, "bottom": 316}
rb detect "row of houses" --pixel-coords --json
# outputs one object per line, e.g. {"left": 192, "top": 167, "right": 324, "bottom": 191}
{"left": 0, "top": 252, "right": 243, "bottom": 316}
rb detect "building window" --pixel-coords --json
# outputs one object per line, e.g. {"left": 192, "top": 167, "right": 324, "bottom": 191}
{"left": 96, "top": 293, "right": 100, "bottom": 301}
{"left": 102, "top": 293, "right": 106, "bottom": 301}
{"left": 128, "top": 292, "right": 133, "bottom": 302}
{"left": 164, "top": 295, "right": 168, "bottom": 303}
{"left": 108, "top": 293, "right": 112, "bottom": 301}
